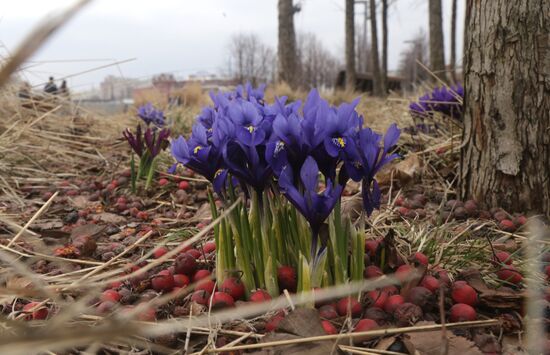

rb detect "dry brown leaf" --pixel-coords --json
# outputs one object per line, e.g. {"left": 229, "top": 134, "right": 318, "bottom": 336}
{"left": 460, "top": 269, "right": 524, "bottom": 309}
{"left": 378, "top": 153, "right": 424, "bottom": 187}
{"left": 405, "top": 321, "right": 483, "bottom": 355}
{"left": 254, "top": 309, "right": 334, "bottom": 355}
{"left": 93, "top": 212, "right": 126, "bottom": 224}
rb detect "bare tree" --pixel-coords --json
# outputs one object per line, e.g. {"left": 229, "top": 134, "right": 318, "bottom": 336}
{"left": 369, "top": 0, "right": 383, "bottom": 96}
{"left": 345, "top": 0, "right": 356, "bottom": 90}
{"left": 356, "top": 23, "right": 370, "bottom": 74}
{"left": 381, "top": 0, "right": 388, "bottom": 94}
{"left": 297, "top": 32, "right": 340, "bottom": 89}
{"left": 278, "top": 0, "right": 298, "bottom": 88}
{"left": 450, "top": 0, "right": 458, "bottom": 82}
{"left": 228, "top": 33, "right": 276, "bottom": 85}
{"left": 398, "top": 29, "right": 429, "bottom": 90}
{"left": 428, "top": 0, "right": 446, "bottom": 81}
{"left": 460, "top": 0, "right": 550, "bottom": 214}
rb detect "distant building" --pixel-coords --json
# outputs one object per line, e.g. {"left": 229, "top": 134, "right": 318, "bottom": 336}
{"left": 100, "top": 75, "right": 145, "bottom": 101}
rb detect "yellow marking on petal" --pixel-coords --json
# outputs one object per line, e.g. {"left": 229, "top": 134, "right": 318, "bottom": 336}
{"left": 336, "top": 137, "right": 345, "bottom": 148}
{"left": 193, "top": 145, "right": 202, "bottom": 154}
{"left": 247, "top": 125, "right": 255, "bottom": 133}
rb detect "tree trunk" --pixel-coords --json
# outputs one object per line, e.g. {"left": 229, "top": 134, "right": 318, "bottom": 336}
{"left": 428, "top": 0, "right": 445, "bottom": 81}
{"left": 460, "top": 0, "right": 550, "bottom": 215}
{"left": 369, "top": 0, "right": 383, "bottom": 96}
{"left": 345, "top": 0, "right": 356, "bottom": 91}
{"left": 450, "top": 0, "right": 457, "bottom": 83}
{"left": 381, "top": 0, "right": 388, "bottom": 94}
{"left": 278, "top": 0, "right": 297, "bottom": 88}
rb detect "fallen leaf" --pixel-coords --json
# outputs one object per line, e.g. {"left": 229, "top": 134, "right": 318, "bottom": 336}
{"left": 378, "top": 153, "right": 424, "bottom": 187}
{"left": 70, "top": 224, "right": 105, "bottom": 240}
{"left": 253, "top": 309, "right": 334, "bottom": 355}
{"left": 460, "top": 269, "right": 524, "bottom": 309}
{"left": 405, "top": 321, "right": 483, "bottom": 355}
{"left": 94, "top": 212, "right": 126, "bottom": 224}
{"left": 30, "top": 219, "right": 64, "bottom": 231}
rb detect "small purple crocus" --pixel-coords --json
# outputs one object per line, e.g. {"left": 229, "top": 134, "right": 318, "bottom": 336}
{"left": 279, "top": 156, "right": 344, "bottom": 256}
{"left": 409, "top": 84, "right": 463, "bottom": 121}
{"left": 144, "top": 127, "right": 171, "bottom": 158}
{"left": 137, "top": 103, "right": 166, "bottom": 127}
{"left": 123, "top": 125, "right": 144, "bottom": 157}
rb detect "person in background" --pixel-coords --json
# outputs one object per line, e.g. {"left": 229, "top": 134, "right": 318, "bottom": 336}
{"left": 44, "top": 77, "right": 58, "bottom": 94}
{"left": 59, "top": 80, "right": 69, "bottom": 97}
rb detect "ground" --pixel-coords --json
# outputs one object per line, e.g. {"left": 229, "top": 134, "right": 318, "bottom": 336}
{"left": 0, "top": 86, "right": 544, "bottom": 354}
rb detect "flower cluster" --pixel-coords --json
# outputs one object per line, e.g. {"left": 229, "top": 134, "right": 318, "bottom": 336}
{"left": 171, "top": 84, "right": 400, "bottom": 245}
{"left": 123, "top": 103, "right": 171, "bottom": 192}
{"left": 137, "top": 102, "right": 166, "bottom": 127}
{"left": 409, "top": 84, "right": 463, "bottom": 120}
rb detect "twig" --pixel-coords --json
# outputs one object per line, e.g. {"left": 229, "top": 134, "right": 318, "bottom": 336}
{"left": 7, "top": 191, "right": 59, "bottom": 247}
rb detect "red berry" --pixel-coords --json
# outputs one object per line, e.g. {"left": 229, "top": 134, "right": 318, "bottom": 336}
{"left": 336, "top": 297, "right": 362, "bottom": 317}
{"left": 364, "top": 240, "right": 380, "bottom": 257}
{"left": 412, "top": 252, "right": 429, "bottom": 266}
{"left": 265, "top": 315, "right": 284, "bottom": 332}
{"left": 434, "top": 268, "right": 451, "bottom": 286}
{"left": 451, "top": 281, "right": 478, "bottom": 306}
{"left": 174, "top": 253, "right": 197, "bottom": 275}
{"left": 395, "top": 264, "right": 414, "bottom": 282}
{"left": 395, "top": 196, "right": 405, "bottom": 206}
{"left": 449, "top": 303, "right": 477, "bottom": 322}
{"left": 186, "top": 248, "right": 202, "bottom": 259}
{"left": 493, "top": 251, "right": 512, "bottom": 265}
{"left": 321, "top": 320, "right": 338, "bottom": 335}
{"left": 23, "top": 302, "right": 48, "bottom": 320}
{"left": 319, "top": 304, "right": 339, "bottom": 319}
{"left": 220, "top": 277, "right": 246, "bottom": 300}
{"left": 364, "top": 265, "right": 383, "bottom": 279}
{"left": 173, "top": 274, "right": 190, "bottom": 288}
{"left": 353, "top": 319, "right": 379, "bottom": 342}
{"left": 366, "top": 290, "right": 389, "bottom": 309}
{"left": 420, "top": 275, "right": 440, "bottom": 293}
{"left": 96, "top": 300, "right": 115, "bottom": 314}
{"left": 211, "top": 292, "right": 235, "bottom": 308}
{"left": 137, "top": 306, "right": 156, "bottom": 321}
{"left": 151, "top": 272, "right": 175, "bottom": 292}
{"left": 515, "top": 215, "right": 527, "bottom": 226}
{"left": 101, "top": 289, "right": 121, "bottom": 302}
{"left": 384, "top": 295, "right": 405, "bottom": 314}
{"left": 158, "top": 178, "right": 169, "bottom": 186}
{"left": 398, "top": 207, "right": 410, "bottom": 216}
{"left": 153, "top": 247, "right": 168, "bottom": 259}
{"left": 191, "top": 290, "right": 210, "bottom": 305}
{"left": 496, "top": 265, "right": 523, "bottom": 284}
{"left": 178, "top": 181, "right": 190, "bottom": 190}
{"left": 499, "top": 219, "right": 516, "bottom": 232}
{"left": 136, "top": 211, "right": 148, "bottom": 220}
{"left": 193, "top": 269, "right": 211, "bottom": 282}
{"left": 195, "top": 279, "right": 216, "bottom": 294}
{"left": 406, "top": 287, "right": 433, "bottom": 308}
{"left": 249, "top": 289, "right": 272, "bottom": 303}
{"left": 277, "top": 266, "right": 297, "bottom": 292}
{"left": 203, "top": 241, "right": 216, "bottom": 253}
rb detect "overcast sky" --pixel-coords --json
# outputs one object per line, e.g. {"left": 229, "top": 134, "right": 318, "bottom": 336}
{"left": 0, "top": 0, "right": 464, "bottom": 91}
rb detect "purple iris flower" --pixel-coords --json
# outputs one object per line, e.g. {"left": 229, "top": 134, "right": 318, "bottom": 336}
{"left": 409, "top": 84, "right": 463, "bottom": 121}
{"left": 348, "top": 124, "right": 401, "bottom": 215}
{"left": 144, "top": 128, "right": 171, "bottom": 158}
{"left": 137, "top": 103, "right": 165, "bottom": 127}
{"left": 279, "top": 156, "right": 344, "bottom": 255}
{"left": 323, "top": 98, "right": 362, "bottom": 160}
{"left": 123, "top": 125, "right": 144, "bottom": 157}
{"left": 171, "top": 125, "right": 223, "bottom": 183}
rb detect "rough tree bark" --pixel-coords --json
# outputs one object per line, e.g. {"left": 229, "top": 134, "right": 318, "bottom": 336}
{"left": 460, "top": 0, "right": 550, "bottom": 215}
{"left": 345, "top": 0, "right": 356, "bottom": 91}
{"left": 450, "top": 0, "right": 457, "bottom": 83}
{"left": 428, "top": 0, "right": 446, "bottom": 81}
{"left": 369, "top": 0, "right": 383, "bottom": 96}
{"left": 278, "top": 0, "right": 298, "bottom": 88}
{"left": 381, "top": 0, "right": 388, "bottom": 94}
